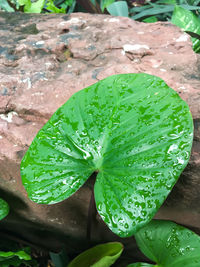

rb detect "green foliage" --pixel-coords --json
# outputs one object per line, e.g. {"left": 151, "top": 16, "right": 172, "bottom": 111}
{"left": 0, "top": 0, "right": 15, "bottom": 11}
{"left": 45, "top": 0, "right": 66, "bottom": 13}
{"left": 67, "top": 242, "right": 123, "bottom": 267}
{"left": 21, "top": 73, "right": 193, "bottom": 237}
{"left": 45, "top": 0, "right": 75, "bottom": 13}
{"left": 142, "top": 16, "right": 158, "bottom": 23}
{"left": 17, "top": 0, "right": 45, "bottom": 13}
{"left": 127, "top": 263, "right": 155, "bottom": 267}
{"left": 100, "top": 0, "right": 115, "bottom": 12}
{"left": 172, "top": 5, "right": 200, "bottom": 53}
{"left": 0, "top": 198, "right": 9, "bottom": 220}
{"left": 107, "top": 1, "right": 129, "bottom": 16}
{"left": 130, "top": 220, "right": 200, "bottom": 266}
{"left": 131, "top": 0, "right": 200, "bottom": 21}
{"left": 0, "top": 247, "right": 34, "bottom": 267}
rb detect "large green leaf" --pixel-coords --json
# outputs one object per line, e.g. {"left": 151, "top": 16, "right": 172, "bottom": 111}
{"left": 133, "top": 220, "right": 200, "bottom": 266}
{"left": 21, "top": 73, "right": 193, "bottom": 237}
{"left": 171, "top": 5, "right": 200, "bottom": 53}
{"left": 68, "top": 242, "right": 123, "bottom": 267}
{"left": 0, "top": 198, "right": 9, "bottom": 220}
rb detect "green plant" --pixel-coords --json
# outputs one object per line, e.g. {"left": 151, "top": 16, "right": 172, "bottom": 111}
{"left": 128, "top": 220, "right": 200, "bottom": 266}
{"left": 0, "top": 247, "right": 33, "bottom": 267}
{"left": 68, "top": 242, "right": 123, "bottom": 267}
{"left": 21, "top": 73, "right": 193, "bottom": 238}
{"left": 172, "top": 5, "right": 200, "bottom": 53}
{"left": 130, "top": 0, "right": 200, "bottom": 21}
{"left": 0, "top": 198, "right": 9, "bottom": 220}
{"left": 0, "top": 199, "right": 37, "bottom": 266}
{"left": 0, "top": 0, "right": 76, "bottom": 13}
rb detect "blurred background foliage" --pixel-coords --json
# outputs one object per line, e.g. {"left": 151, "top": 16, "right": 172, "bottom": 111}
{"left": 0, "top": 0, "right": 199, "bottom": 19}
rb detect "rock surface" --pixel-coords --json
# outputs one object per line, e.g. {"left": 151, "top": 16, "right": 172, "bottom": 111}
{"left": 0, "top": 11, "right": 200, "bottom": 255}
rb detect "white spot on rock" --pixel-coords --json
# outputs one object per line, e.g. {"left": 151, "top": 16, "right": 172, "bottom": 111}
{"left": 22, "top": 77, "right": 32, "bottom": 89}
{"left": 160, "top": 68, "right": 166, "bottom": 72}
{"left": 150, "top": 59, "right": 162, "bottom": 68}
{"left": 60, "top": 18, "right": 85, "bottom": 25}
{"left": 178, "top": 86, "right": 188, "bottom": 92}
{"left": 36, "top": 41, "right": 45, "bottom": 45}
{"left": 109, "top": 18, "right": 119, "bottom": 22}
{"left": 32, "top": 92, "right": 44, "bottom": 96}
{"left": 0, "top": 136, "right": 2, "bottom": 139}
{"left": 0, "top": 111, "right": 18, "bottom": 123}
{"left": 123, "top": 44, "right": 149, "bottom": 52}
{"left": 138, "top": 32, "right": 144, "bottom": 35}
{"left": 176, "top": 34, "right": 189, "bottom": 42}
{"left": 45, "top": 62, "right": 52, "bottom": 66}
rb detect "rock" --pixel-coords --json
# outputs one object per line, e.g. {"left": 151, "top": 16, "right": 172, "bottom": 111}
{"left": 0, "top": 11, "right": 200, "bottom": 254}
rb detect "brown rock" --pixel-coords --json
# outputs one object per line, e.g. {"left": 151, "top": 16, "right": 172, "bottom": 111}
{"left": 0, "top": 11, "right": 200, "bottom": 254}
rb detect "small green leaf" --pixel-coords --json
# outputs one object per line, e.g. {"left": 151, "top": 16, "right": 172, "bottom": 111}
{"left": 45, "top": 0, "right": 66, "bottom": 13}
{"left": 107, "top": 1, "right": 129, "bottom": 17}
{"left": 143, "top": 16, "right": 158, "bottom": 23}
{"left": 21, "top": 73, "right": 193, "bottom": 237}
{"left": 68, "top": 242, "right": 123, "bottom": 267}
{"left": 100, "top": 0, "right": 115, "bottom": 12}
{"left": 0, "top": 250, "right": 31, "bottom": 261}
{"left": 134, "top": 220, "right": 200, "bottom": 266}
{"left": 0, "top": 198, "right": 9, "bottom": 220}
{"left": 0, "top": 247, "right": 32, "bottom": 267}
{"left": 132, "top": 5, "right": 174, "bottom": 20}
{"left": 24, "top": 0, "right": 45, "bottom": 13}
{"left": 17, "top": 0, "right": 30, "bottom": 6}
{"left": 127, "top": 263, "right": 155, "bottom": 267}
{"left": 171, "top": 5, "right": 200, "bottom": 53}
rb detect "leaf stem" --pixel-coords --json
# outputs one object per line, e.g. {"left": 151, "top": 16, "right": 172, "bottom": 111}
{"left": 86, "top": 172, "right": 98, "bottom": 243}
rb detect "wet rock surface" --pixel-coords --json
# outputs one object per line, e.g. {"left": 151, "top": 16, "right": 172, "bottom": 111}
{"left": 0, "top": 11, "right": 200, "bottom": 253}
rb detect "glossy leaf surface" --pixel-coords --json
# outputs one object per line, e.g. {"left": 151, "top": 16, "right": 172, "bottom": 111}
{"left": 21, "top": 73, "right": 193, "bottom": 237}
{"left": 68, "top": 242, "right": 123, "bottom": 267}
{"left": 171, "top": 5, "right": 200, "bottom": 53}
{"left": 134, "top": 220, "right": 200, "bottom": 267}
{"left": 0, "top": 198, "right": 9, "bottom": 220}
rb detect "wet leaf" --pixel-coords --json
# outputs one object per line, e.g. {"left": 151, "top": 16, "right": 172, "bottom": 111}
{"left": 21, "top": 73, "right": 193, "bottom": 237}
{"left": 0, "top": 198, "right": 9, "bottom": 220}
{"left": 171, "top": 5, "right": 200, "bottom": 53}
{"left": 68, "top": 242, "right": 123, "bottom": 267}
{"left": 133, "top": 220, "right": 200, "bottom": 266}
